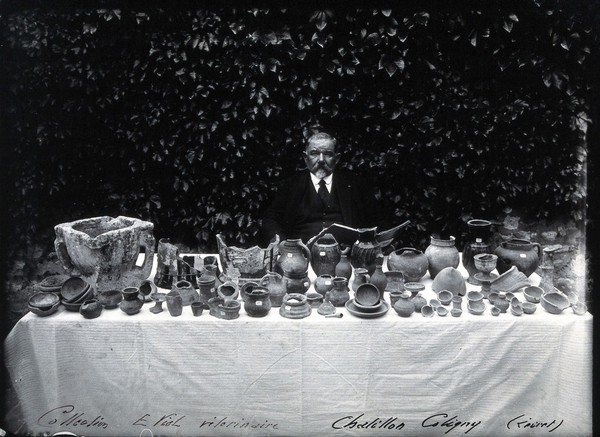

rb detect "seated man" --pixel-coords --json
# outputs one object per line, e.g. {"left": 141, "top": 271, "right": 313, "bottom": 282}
{"left": 260, "top": 132, "right": 390, "bottom": 244}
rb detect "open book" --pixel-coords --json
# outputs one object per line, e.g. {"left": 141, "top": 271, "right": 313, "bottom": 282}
{"left": 306, "top": 220, "right": 410, "bottom": 248}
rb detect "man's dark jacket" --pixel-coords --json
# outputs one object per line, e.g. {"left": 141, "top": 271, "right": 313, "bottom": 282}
{"left": 260, "top": 170, "right": 390, "bottom": 244}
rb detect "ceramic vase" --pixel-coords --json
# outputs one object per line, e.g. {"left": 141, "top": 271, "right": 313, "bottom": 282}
{"left": 119, "top": 287, "right": 145, "bottom": 315}
{"left": 350, "top": 227, "right": 383, "bottom": 275}
{"left": 310, "top": 233, "right": 341, "bottom": 277}
{"left": 425, "top": 235, "right": 460, "bottom": 279}
{"left": 314, "top": 274, "right": 335, "bottom": 297}
{"left": 392, "top": 292, "right": 415, "bottom": 317}
{"left": 259, "top": 272, "right": 286, "bottom": 307}
{"left": 166, "top": 290, "right": 183, "bottom": 316}
{"left": 54, "top": 216, "right": 155, "bottom": 292}
{"left": 244, "top": 287, "right": 272, "bottom": 317}
{"left": 329, "top": 277, "right": 350, "bottom": 307}
{"left": 494, "top": 239, "right": 542, "bottom": 277}
{"left": 387, "top": 247, "right": 429, "bottom": 282}
{"left": 334, "top": 249, "right": 353, "bottom": 280}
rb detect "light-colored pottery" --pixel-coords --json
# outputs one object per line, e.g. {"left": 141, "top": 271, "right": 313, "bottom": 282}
{"left": 384, "top": 271, "right": 405, "bottom": 293}
{"left": 464, "top": 242, "right": 492, "bottom": 285}
{"left": 494, "top": 238, "right": 542, "bottom": 277}
{"left": 259, "top": 272, "right": 286, "bottom": 307}
{"left": 540, "top": 292, "right": 570, "bottom": 314}
{"left": 350, "top": 227, "right": 383, "bottom": 275}
{"left": 473, "top": 253, "right": 498, "bottom": 281}
{"left": 451, "top": 308, "right": 462, "bottom": 317}
{"left": 310, "top": 233, "right": 341, "bottom": 277}
{"left": 313, "top": 274, "right": 335, "bottom": 297}
{"left": 467, "top": 290, "right": 484, "bottom": 302}
{"left": 411, "top": 294, "right": 427, "bottom": 313}
{"left": 29, "top": 292, "right": 60, "bottom": 311}
{"left": 387, "top": 247, "right": 428, "bottom": 282}
{"left": 437, "top": 290, "right": 453, "bottom": 306}
{"left": 389, "top": 290, "right": 404, "bottom": 308}
{"left": 488, "top": 291, "right": 499, "bottom": 305}
{"left": 306, "top": 292, "right": 324, "bottom": 308}
{"left": 392, "top": 291, "right": 414, "bottom": 317}
{"left": 436, "top": 306, "right": 448, "bottom": 317}
{"left": 329, "top": 277, "right": 350, "bottom": 307}
{"left": 404, "top": 282, "right": 425, "bottom": 297}
{"left": 166, "top": 290, "right": 183, "bottom": 316}
{"left": 452, "top": 296, "right": 462, "bottom": 310}
{"left": 355, "top": 283, "right": 380, "bottom": 307}
{"left": 208, "top": 297, "right": 241, "bottom": 320}
{"left": 334, "top": 250, "right": 353, "bottom": 280}
{"left": 173, "top": 280, "right": 199, "bottom": 306}
{"left": 278, "top": 239, "right": 311, "bottom": 275}
{"left": 96, "top": 289, "right": 122, "bottom": 309}
{"left": 279, "top": 293, "right": 312, "bottom": 319}
{"left": 462, "top": 219, "right": 493, "bottom": 284}
{"left": 431, "top": 267, "right": 466, "bottom": 296}
{"left": 429, "top": 298, "right": 441, "bottom": 309}
{"left": 351, "top": 268, "right": 370, "bottom": 292}
{"left": 216, "top": 233, "right": 280, "bottom": 281}
{"left": 79, "top": 299, "right": 103, "bottom": 319}
{"left": 491, "top": 306, "right": 501, "bottom": 316}
{"left": 54, "top": 216, "right": 155, "bottom": 292}
{"left": 505, "top": 292, "right": 515, "bottom": 301}
{"left": 490, "top": 266, "right": 531, "bottom": 293}
{"left": 421, "top": 305, "right": 434, "bottom": 317}
{"left": 511, "top": 303, "right": 523, "bottom": 316}
{"left": 494, "top": 293, "right": 510, "bottom": 313}
{"left": 521, "top": 302, "right": 537, "bottom": 314}
{"left": 244, "top": 287, "right": 272, "bottom": 317}
{"left": 317, "top": 291, "right": 336, "bottom": 315}
{"left": 572, "top": 302, "right": 587, "bottom": 315}
{"left": 425, "top": 235, "right": 460, "bottom": 279}
{"left": 523, "top": 286, "right": 543, "bottom": 303}
{"left": 467, "top": 300, "right": 486, "bottom": 315}
{"left": 149, "top": 292, "right": 166, "bottom": 314}
{"left": 217, "top": 281, "right": 239, "bottom": 302}
{"left": 120, "top": 287, "right": 145, "bottom": 315}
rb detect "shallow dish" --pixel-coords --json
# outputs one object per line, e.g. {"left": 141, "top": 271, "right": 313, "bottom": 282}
{"left": 467, "top": 290, "right": 483, "bottom": 302}
{"left": 29, "top": 292, "right": 60, "bottom": 310}
{"left": 345, "top": 299, "right": 389, "bottom": 319}
{"left": 61, "top": 277, "right": 91, "bottom": 303}
{"left": 355, "top": 283, "right": 381, "bottom": 307}
{"left": 421, "top": 304, "right": 434, "bottom": 317}
{"left": 436, "top": 306, "right": 448, "bottom": 317}
{"left": 523, "top": 286, "right": 543, "bottom": 303}
{"left": 28, "top": 301, "right": 60, "bottom": 317}
{"left": 521, "top": 302, "right": 537, "bottom": 314}
{"left": 404, "top": 282, "right": 425, "bottom": 297}
{"left": 437, "top": 290, "right": 453, "bottom": 306}
{"left": 96, "top": 289, "right": 122, "bottom": 309}
{"left": 353, "top": 298, "right": 384, "bottom": 313}
{"left": 62, "top": 301, "right": 83, "bottom": 312}
{"left": 39, "top": 274, "right": 70, "bottom": 292}
{"left": 540, "top": 292, "right": 570, "bottom": 314}
{"left": 467, "top": 300, "right": 486, "bottom": 315}
{"left": 510, "top": 303, "right": 523, "bottom": 316}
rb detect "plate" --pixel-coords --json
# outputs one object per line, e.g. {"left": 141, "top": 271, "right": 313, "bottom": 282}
{"left": 345, "top": 299, "right": 389, "bottom": 319}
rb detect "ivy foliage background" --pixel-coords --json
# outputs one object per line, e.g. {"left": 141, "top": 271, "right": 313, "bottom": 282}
{"left": 0, "top": 2, "right": 597, "bottom": 260}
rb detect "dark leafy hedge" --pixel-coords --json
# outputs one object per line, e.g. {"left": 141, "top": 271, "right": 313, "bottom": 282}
{"left": 0, "top": 2, "right": 596, "bottom": 259}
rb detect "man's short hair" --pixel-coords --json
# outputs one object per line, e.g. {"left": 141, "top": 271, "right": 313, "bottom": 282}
{"left": 307, "top": 132, "right": 337, "bottom": 150}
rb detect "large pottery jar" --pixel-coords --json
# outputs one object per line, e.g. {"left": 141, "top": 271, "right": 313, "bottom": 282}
{"left": 350, "top": 228, "right": 382, "bottom": 275}
{"left": 259, "top": 272, "right": 286, "bottom": 307}
{"left": 387, "top": 247, "right": 429, "bottom": 282}
{"left": 119, "top": 287, "right": 145, "bottom": 315}
{"left": 494, "top": 239, "right": 542, "bottom": 277}
{"left": 329, "top": 277, "right": 350, "bottom": 307}
{"left": 282, "top": 272, "right": 311, "bottom": 294}
{"left": 314, "top": 274, "right": 335, "bottom": 297}
{"left": 310, "top": 233, "right": 341, "bottom": 277}
{"left": 277, "top": 239, "right": 311, "bottom": 275}
{"left": 244, "top": 287, "right": 272, "bottom": 317}
{"left": 462, "top": 219, "right": 493, "bottom": 285}
{"left": 425, "top": 235, "right": 460, "bottom": 279}
{"left": 54, "top": 216, "right": 155, "bottom": 292}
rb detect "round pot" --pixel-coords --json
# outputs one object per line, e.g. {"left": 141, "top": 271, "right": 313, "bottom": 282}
{"left": 244, "top": 287, "right": 272, "bottom": 317}
{"left": 119, "top": 287, "right": 144, "bottom": 315}
{"left": 310, "top": 233, "right": 341, "bottom": 277}
{"left": 494, "top": 239, "right": 542, "bottom": 277}
{"left": 387, "top": 247, "right": 429, "bottom": 282}
{"left": 425, "top": 235, "right": 460, "bottom": 279}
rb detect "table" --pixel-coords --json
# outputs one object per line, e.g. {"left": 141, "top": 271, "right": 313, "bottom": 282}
{"left": 3, "top": 255, "right": 592, "bottom": 436}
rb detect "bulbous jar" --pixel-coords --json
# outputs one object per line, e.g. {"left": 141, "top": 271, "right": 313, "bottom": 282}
{"left": 494, "top": 293, "right": 510, "bottom": 313}
{"left": 411, "top": 294, "right": 427, "bottom": 313}
{"left": 310, "top": 233, "right": 341, "bottom": 277}
{"left": 277, "top": 239, "right": 311, "bottom": 275}
{"left": 387, "top": 247, "right": 429, "bottom": 282}
{"left": 283, "top": 272, "right": 311, "bottom": 294}
{"left": 334, "top": 250, "right": 353, "bottom": 280}
{"left": 369, "top": 264, "right": 388, "bottom": 299}
{"left": 173, "top": 279, "right": 199, "bottom": 306}
{"left": 259, "top": 272, "right": 286, "bottom": 307}
{"left": 392, "top": 292, "right": 415, "bottom": 317}
{"left": 119, "top": 287, "right": 145, "bottom": 315}
{"left": 425, "top": 235, "right": 460, "bottom": 279}
{"left": 350, "top": 227, "right": 382, "bottom": 275}
{"left": 494, "top": 239, "right": 542, "bottom": 277}
{"left": 329, "top": 277, "right": 350, "bottom": 307}
{"left": 244, "top": 287, "right": 272, "bottom": 317}
{"left": 314, "top": 274, "right": 335, "bottom": 297}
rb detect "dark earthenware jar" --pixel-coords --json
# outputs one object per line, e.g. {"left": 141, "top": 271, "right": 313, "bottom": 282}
{"left": 350, "top": 227, "right": 382, "bottom": 275}
{"left": 310, "top": 233, "right": 341, "bottom": 277}
{"left": 244, "top": 287, "right": 272, "bottom": 317}
{"left": 119, "top": 287, "right": 144, "bottom": 315}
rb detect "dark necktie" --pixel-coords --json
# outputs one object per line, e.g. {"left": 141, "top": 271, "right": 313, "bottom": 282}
{"left": 318, "top": 179, "right": 330, "bottom": 204}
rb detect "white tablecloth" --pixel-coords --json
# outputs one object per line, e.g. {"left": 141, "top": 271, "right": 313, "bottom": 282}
{"left": 3, "top": 256, "right": 593, "bottom": 437}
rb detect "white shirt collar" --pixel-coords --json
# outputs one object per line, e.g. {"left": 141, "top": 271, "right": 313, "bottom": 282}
{"left": 310, "top": 172, "right": 333, "bottom": 192}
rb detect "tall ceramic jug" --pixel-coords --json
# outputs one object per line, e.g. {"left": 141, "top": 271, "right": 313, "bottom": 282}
{"left": 310, "top": 233, "right": 341, "bottom": 277}
{"left": 494, "top": 238, "right": 542, "bottom": 277}
{"left": 387, "top": 247, "right": 429, "bottom": 282}
{"left": 259, "top": 271, "right": 286, "bottom": 307}
{"left": 277, "top": 239, "right": 311, "bottom": 276}
{"left": 350, "top": 227, "right": 382, "bottom": 275}
{"left": 54, "top": 216, "right": 155, "bottom": 292}
{"left": 424, "top": 235, "right": 459, "bottom": 279}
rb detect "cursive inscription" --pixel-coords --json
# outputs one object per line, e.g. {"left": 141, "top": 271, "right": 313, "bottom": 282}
{"left": 332, "top": 414, "right": 405, "bottom": 431}
{"left": 37, "top": 405, "right": 108, "bottom": 429}
{"left": 133, "top": 413, "right": 186, "bottom": 427}
{"left": 198, "top": 416, "right": 278, "bottom": 430}
{"left": 422, "top": 413, "right": 481, "bottom": 434}
{"left": 507, "top": 415, "right": 563, "bottom": 432}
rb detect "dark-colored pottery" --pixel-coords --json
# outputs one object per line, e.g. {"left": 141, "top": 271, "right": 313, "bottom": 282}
{"left": 166, "top": 290, "right": 183, "bottom": 316}
{"left": 278, "top": 239, "right": 311, "bottom": 275}
{"left": 196, "top": 277, "right": 215, "bottom": 305}
{"left": 79, "top": 299, "right": 103, "bottom": 319}
{"left": 216, "top": 233, "right": 279, "bottom": 281}
{"left": 150, "top": 292, "right": 166, "bottom": 314}
{"left": 350, "top": 227, "right": 383, "bottom": 275}
{"left": 209, "top": 297, "right": 241, "bottom": 319}
{"left": 310, "top": 233, "right": 341, "bottom": 277}
{"left": 392, "top": 292, "right": 415, "bottom": 317}
{"left": 387, "top": 247, "right": 429, "bottom": 282}
{"left": 191, "top": 302, "right": 204, "bottom": 316}
{"left": 329, "top": 277, "right": 350, "bottom": 307}
{"left": 244, "top": 287, "right": 272, "bottom": 317}
{"left": 351, "top": 268, "right": 370, "bottom": 292}
{"left": 334, "top": 250, "right": 353, "bottom": 280}
{"left": 96, "top": 289, "right": 122, "bottom": 309}
{"left": 313, "top": 274, "right": 335, "bottom": 297}
{"left": 283, "top": 271, "right": 311, "bottom": 294}
{"left": 119, "top": 287, "right": 145, "bottom": 315}
{"left": 494, "top": 238, "right": 542, "bottom": 277}
{"left": 279, "top": 293, "right": 312, "bottom": 319}
{"left": 259, "top": 272, "right": 286, "bottom": 307}
{"left": 29, "top": 292, "right": 60, "bottom": 311}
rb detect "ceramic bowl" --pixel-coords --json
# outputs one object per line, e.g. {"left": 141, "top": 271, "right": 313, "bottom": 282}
{"left": 62, "top": 300, "right": 83, "bottom": 312}
{"left": 491, "top": 306, "right": 501, "bottom": 316}
{"left": 505, "top": 292, "right": 515, "bottom": 301}
{"left": 139, "top": 280, "right": 157, "bottom": 302}
{"left": 429, "top": 299, "right": 441, "bottom": 309}
{"left": 510, "top": 303, "right": 523, "bottom": 316}
{"left": 523, "top": 286, "right": 543, "bottom": 303}
{"left": 306, "top": 292, "right": 324, "bottom": 309}
{"left": 467, "top": 290, "right": 484, "bottom": 302}
{"left": 404, "top": 282, "right": 425, "bottom": 297}
{"left": 79, "top": 299, "right": 103, "bottom": 319}
{"left": 572, "top": 301, "right": 588, "bottom": 315}
{"left": 29, "top": 292, "right": 60, "bottom": 311}
{"left": 61, "top": 277, "right": 91, "bottom": 303}
{"left": 69, "top": 286, "right": 95, "bottom": 305}
{"left": 38, "top": 274, "right": 69, "bottom": 292}
{"left": 437, "top": 290, "right": 453, "bottom": 306}
{"left": 521, "top": 302, "right": 537, "bottom": 314}
{"left": 421, "top": 304, "right": 434, "bottom": 317}
{"left": 467, "top": 300, "right": 486, "bottom": 315}
{"left": 353, "top": 299, "right": 384, "bottom": 313}
{"left": 450, "top": 308, "right": 462, "bottom": 317}
{"left": 217, "top": 282, "right": 239, "bottom": 301}
{"left": 510, "top": 296, "right": 521, "bottom": 306}
{"left": 96, "top": 289, "right": 122, "bottom": 309}
{"left": 28, "top": 300, "right": 60, "bottom": 317}
{"left": 488, "top": 291, "right": 499, "bottom": 305}
{"left": 436, "top": 306, "right": 448, "bottom": 317}
{"left": 540, "top": 292, "right": 570, "bottom": 314}
{"left": 279, "top": 293, "right": 312, "bottom": 319}
{"left": 355, "top": 283, "right": 380, "bottom": 307}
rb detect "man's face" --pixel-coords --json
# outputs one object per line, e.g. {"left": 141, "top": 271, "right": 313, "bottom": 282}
{"left": 304, "top": 139, "right": 339, "bottom": 179}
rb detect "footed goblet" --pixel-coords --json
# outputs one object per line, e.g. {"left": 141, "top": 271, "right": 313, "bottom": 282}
{"left": 473, "top": 253, "right": 498, "bottom": 281}
{"left": 150, "top": 292, "right": 166, "bottom": 314}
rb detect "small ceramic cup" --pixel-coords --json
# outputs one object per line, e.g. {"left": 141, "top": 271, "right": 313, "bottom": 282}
{"left": 191, "top": 302, "right": 204, "bottom": 316}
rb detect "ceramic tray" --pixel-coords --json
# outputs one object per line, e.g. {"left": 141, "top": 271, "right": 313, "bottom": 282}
{"left": 345, "top": 299, "right": 389, "bottom": 319}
